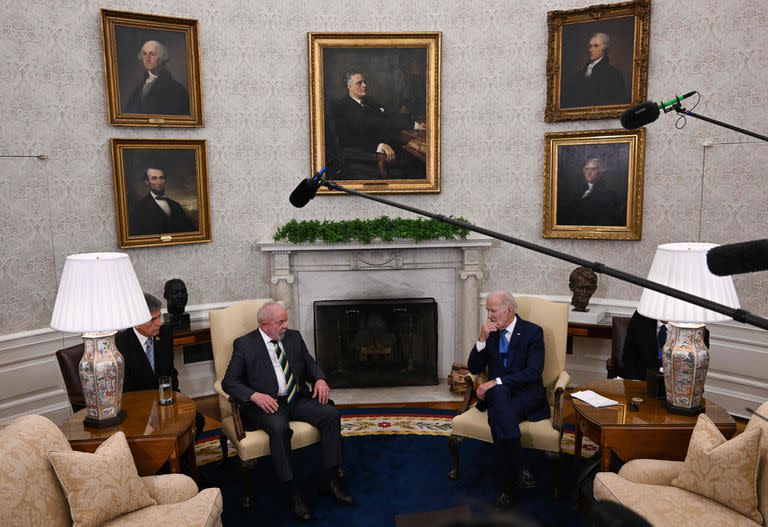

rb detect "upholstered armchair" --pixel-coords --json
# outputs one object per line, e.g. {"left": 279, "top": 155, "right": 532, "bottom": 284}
{"left": 55, "top": 343, "right": 86, "bottom": 413}
{"left": 606, "top": 316, "right": 630, "bottom": 379}
{"left": 448, "top": 296, "right": 570, "bottom": 490}
{"left": 0, "top": 414, "right": 222, "bottom": 526}
{"left": 594, "top": 401, "right": 768, "bottom": 526}
{"left": 209, "top": 299, "right": 321, "bottom": 508}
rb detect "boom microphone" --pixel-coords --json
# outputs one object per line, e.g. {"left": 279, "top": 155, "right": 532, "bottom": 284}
{"left": 620, "top": 91, "right": 697, "bottom": 129}
{"left": 289, "top": 161, "right": 334, "bottom": 208}
{"left": 706, "top": 239, "right": 768, "bottom": 276}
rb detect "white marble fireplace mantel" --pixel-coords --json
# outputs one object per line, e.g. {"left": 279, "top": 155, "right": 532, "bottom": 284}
{"left": 258, "top": 236, "right": 494, "bottom": 377}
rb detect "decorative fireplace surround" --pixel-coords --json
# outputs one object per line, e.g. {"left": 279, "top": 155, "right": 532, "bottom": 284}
{"left": 259, "top": 236, "right": 494, "bottom": 378}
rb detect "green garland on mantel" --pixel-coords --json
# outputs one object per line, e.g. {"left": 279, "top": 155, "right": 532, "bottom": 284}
{"left": 273, "top": 216, "right": 470, "bottom": 244}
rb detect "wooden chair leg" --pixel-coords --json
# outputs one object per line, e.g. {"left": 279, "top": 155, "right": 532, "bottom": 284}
{"left": 448, "top": 434, "right": 463, "bottom": 480}
{"left": 218, "top": 433, "right": 229, "bottom": 466}
{"left": 240, "top": 458, "right": 257, "bottom": 509}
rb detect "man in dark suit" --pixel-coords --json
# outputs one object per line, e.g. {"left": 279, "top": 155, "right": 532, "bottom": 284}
{"left": 116, "top": 292, "right": 178, "bottom": 393}
{"left": 557, "top": 157, "right": 625, "bottom": 227}
{"left": 129, "top": 167, "right": 196, "bottom": 236}
{"left": 116, "top": 292, "right": 205, "bottom": 439}
{"left": 468, "top": 291, "right": 550, "bottom": 508}
{"left": 331, "top": 71, "right": 423, "bottom": 176}
{"left": 124, "top": 40, "right": 190, "bottom": 115}
{"left": 562, "top": 32, "right": 627, "bottom": 108}
{"left": 222, "top": 302, "right": 352, "bottom": 521}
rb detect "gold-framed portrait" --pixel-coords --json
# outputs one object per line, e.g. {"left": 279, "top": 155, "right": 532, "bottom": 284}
{"left": 543, "top": 129, "right": 646, "bottom": 240}
{"left": 101, "top": 9, "right": 204, "bottom": 127}
{"left": 111, "top": 138, "right": 211, "bottom": 248}
{"left": 308, "top": 32, "right": 441, "bottom": 194}
{"left": 545, "top": 0, "right": 651, "bottom": 122}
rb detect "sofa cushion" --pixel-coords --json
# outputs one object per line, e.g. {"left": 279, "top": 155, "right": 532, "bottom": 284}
{"left": 104, "top": 488, "right": 223, "bottom": 527}
{"left": 595, "top": 472, "right": 759, "bottom": 527}
{"left": 671, "top": 414, "right": 763, "bottom": 524}
{"left": 48, "top": 431, "right": 156, "bottom": 527}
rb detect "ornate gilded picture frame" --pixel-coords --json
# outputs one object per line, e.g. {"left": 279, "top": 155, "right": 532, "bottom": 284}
{"left": 111, "top": 138, "right": 211, "bottom": 248}
{"left": 308, "top": 32, "right": 441, "bottom": 194}
{"left": 545, "top": 0, "right": 651, "bottom": 122}
{"left": 543, "top": 129, "right": 646, "bottom": 240}
{"left": 101, "top": 9, "right": 204, "bottom": 127}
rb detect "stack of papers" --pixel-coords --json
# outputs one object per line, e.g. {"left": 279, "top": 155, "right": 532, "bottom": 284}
{"left": 571, "top": 390, "right": 619, "bottom": 408}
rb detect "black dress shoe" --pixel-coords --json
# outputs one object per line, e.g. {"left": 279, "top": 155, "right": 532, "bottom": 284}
{"left": 518, "top": 468, "right": 536, "bottom": 489}
{"left": 328, "top": 479, "right": 354, "bottom": 505}
{"left": 495, "top": 491, "right": 514, "bottom": 510}
{"left": 289, "top": 495, "right": 312, "bottom": 521}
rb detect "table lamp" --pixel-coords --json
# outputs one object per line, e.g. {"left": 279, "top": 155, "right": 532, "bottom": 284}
{"left": 637, "top": 243, "right": 739, "bottom": 415}
{"left": 50, "top": 253, "right": 150, "bottom": 427}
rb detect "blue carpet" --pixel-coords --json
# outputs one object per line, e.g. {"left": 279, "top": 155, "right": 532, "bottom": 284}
{"left": 199, "top": 409, "right": 585, "bottom": 527}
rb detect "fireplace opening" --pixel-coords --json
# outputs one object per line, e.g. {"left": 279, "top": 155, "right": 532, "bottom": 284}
{"left": 313, "top": 298, "right": 438, "bottom": 388}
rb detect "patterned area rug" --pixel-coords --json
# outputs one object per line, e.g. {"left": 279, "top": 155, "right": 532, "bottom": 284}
{"left": 194, "top": 408, "right": 599, "bottom": 465}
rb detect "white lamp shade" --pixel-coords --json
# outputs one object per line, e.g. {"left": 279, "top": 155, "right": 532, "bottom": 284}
{"left": 637, "top": 243, "right": 740, "bottom": 324}
{"left": 50, "top": 253, "right": 151, "bottom": 332}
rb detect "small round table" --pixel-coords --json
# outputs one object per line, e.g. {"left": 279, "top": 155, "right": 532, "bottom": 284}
{"left": 60, "top": 390, "right": 197, "bottom": 476}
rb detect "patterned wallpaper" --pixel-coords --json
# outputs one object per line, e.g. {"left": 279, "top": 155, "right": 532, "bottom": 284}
{"left": 1, "top": 0, "right": 767, "bottom": 335}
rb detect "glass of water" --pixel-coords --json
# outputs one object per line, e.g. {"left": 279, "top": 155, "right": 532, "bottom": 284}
{"left": 158, "top": 376, "right": 173, "bottom": 405}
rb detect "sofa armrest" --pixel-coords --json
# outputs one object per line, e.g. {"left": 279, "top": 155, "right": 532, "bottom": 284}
{"left": 618, "top": 459, "right": 685, "bottom": 486}
{"left": 142, "top": 474, "right": 198, "bottom": 504}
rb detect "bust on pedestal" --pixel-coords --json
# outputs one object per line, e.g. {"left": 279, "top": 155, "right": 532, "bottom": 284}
{"left": 163, "top": 278, "right": 190, "bottom": 330}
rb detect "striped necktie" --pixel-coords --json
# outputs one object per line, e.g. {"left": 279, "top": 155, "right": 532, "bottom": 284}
{"left": 145, "top": 337, "right": 155, "bottom": 372}
{"left": 272, "top": 340, "right": 297, "bottom": 404}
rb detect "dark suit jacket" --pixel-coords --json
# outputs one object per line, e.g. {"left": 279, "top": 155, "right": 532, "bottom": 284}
{"left": 562, "top": 56, "right": 627, "bottom": 108}
{"left": 331, "top": 95, "right": 414, "bottom": 153}
{"left": 124, "top": 68, "right": 190, "bottom": 115}
{"left": 116, "top": 324, "right": 179, "bottom": 393}
{"left": 129, "top": 193, "right": 195, "bottom": 236}
{"left": 222, "top": 328, "right": 326, "bottom": 404}
{"left": 467, "top": 316, "right": 550, "bottom": 423}
{"left": 622, "top": 311, "right": 710, "bottom": 380}
{"left": 557, "top": 179, "right": 625, "bottom": 227}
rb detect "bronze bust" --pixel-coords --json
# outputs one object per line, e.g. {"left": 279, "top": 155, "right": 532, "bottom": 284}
{"left": 163, "top": 278, "right": 190, "bottom": 329}
{"left": 569, "top": 267, "right": 598, "bottom": 312}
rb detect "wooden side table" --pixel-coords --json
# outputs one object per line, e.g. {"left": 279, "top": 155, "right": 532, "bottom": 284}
{"left": 571, "top": 379, "right": 735, "bottom": 471}
{"left": 60, "top": 390, "right": 197, "bottom": 476}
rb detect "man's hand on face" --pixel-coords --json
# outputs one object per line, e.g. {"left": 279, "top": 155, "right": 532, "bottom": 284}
{"left": 313, "top": 379, "right": 331, "bottom": 404}
{"left": 478, "top": 319, "right": 499, "bottom": 342}
{"left": 250, "top": 392, "right": 279, "bottom": 413}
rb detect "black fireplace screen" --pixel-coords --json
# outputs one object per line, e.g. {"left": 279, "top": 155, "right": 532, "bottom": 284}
{"left": 313, "top": 298, "right": 438, "bottom": 388}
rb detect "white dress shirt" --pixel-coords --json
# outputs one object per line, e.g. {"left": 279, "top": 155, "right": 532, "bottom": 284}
{"left": 259, "top": 328, "right": 287, "bottom": 395}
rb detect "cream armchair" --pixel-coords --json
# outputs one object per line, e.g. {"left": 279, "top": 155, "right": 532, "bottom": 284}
{"left": 448, "top": 296, "right": 570, "bottom": 490}
{"left": 209, "top": 299, "right": 321, "bottom": 509}
{"left": 0, "top": 414, "right": 222, "bottom": 526}
{"left": 594, "top": 400, "right": 768, "bottom": 526}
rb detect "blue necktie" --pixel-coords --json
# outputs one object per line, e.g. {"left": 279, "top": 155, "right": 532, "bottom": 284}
{"left": 145, "top": 337, "right": 155, "bottom": 372}
{"left": 499, "top": 329, "right": 509, "bottom": 368}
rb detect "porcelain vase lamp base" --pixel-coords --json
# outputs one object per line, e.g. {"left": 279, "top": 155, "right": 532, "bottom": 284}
{"left": 79, "top": 331, "right": 126, "bottom": 428}
{"left": 662, "top": 324, "right": 708, "bottom": 416}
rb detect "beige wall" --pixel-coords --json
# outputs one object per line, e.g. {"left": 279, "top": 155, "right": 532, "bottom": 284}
{"left": 1, "top": 0, "right": 767, "bottom": 336}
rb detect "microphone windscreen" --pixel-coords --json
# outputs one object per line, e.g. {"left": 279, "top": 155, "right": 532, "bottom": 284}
{"left": 620, "top": 101, "right": 660, "bottom": 129}
{"left": 707, "top": 239, "right": 768, "bottom": 276}
{"left": 289, "top": 179, "right": 317, "bottom": 208}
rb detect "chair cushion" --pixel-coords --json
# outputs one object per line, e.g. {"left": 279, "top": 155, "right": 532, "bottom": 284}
{"left": 222, "top": 416, "right": 321, "bottom": 460}
{"left": 594, "top": 472, "right": 759, "bottom": 527}
{"left": 104, "top": 488, "right": 223, "bottom": 527}
{"left": 671, "top": 414, "right": 763, "bottom": 524}
{"left": 450, "top": 406, "right": 560, "bottom": 453}
{"left": 48, "top": 431, "right": 156, "bottom": 527}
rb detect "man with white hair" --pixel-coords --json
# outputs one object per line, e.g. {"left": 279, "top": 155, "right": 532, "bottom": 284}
{"left": 562, "top": 31, "right": 627, "bottom": 108}
{"left": 467, "top": 290, "right": 550, "bottom": 509}
{"left": 124, "top": 39, "right": 190, "bottom": 115}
